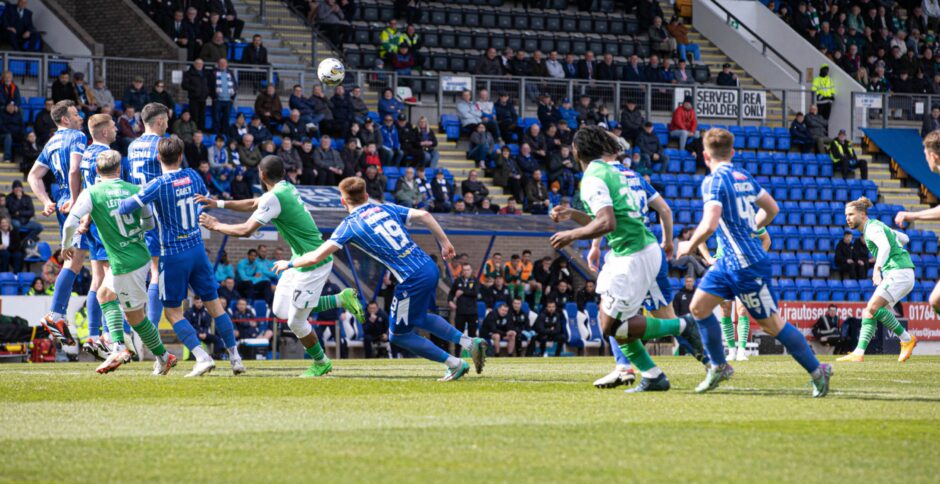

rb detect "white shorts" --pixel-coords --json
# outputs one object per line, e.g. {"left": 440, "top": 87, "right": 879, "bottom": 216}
{"left": 874, "top": 268, "right": 915, "bottom": 306}
{"left": 102, "top": 263, "right": 150, "bottom": 311}
{"left": 596, "top": 243, "right": 661, "bottom": 321}
{"left": 272, "top": 261, "right": 333, "bottom": 319}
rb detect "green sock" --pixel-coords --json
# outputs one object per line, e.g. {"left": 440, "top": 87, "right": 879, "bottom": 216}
{"left": 643, "top": 317, "right": 682, "bottom": 339}
{"left": 857, "top": 318, "right": 877, "bottom": 351}
{"left": 314, "top": 295, "right": 338, "bottom": 312}
{"left": 131, "top": 317, "right": 166, "bottom": 356}
{"left": 719, "top": 316, "right": 735, "bottom": 349}
{"left": 306, "top": 342, "right": 326, "bottom": 363}
{"left": 874, "top": 307, "right": 905, "bottom": 336}
{"left": 621, "top": 340, "right": 655, "bottom": 372}
{"left": 736, "top": 315, "right": 750, "bottom": 349}
{"left": 534, "top": 290, "right": 542, "bottom": 307}
{"left": 101, "top": 301, "right": 124, "bottom": 344}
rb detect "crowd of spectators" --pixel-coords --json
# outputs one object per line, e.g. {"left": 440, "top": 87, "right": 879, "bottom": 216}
{"left": 2, "top": 0, "right": 42, "bottom": 51}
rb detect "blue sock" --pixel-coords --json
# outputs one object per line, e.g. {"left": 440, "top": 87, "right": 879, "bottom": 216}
{"left": 51, "top": 268, "right": 77, "bottom": 315}
{"left": 147, "top": 283, "right": 162, "bottom": 329}
{"left": 214, "top": 313, "right": 237, "bottom": 348}
{"left": 695, "top": 314, "right": 727, "bottom": 366}
{"left": 421, "top": 313, "right": 463, "bottom": 345}
{"left": 171, "top": 319, "right": 201, "bottom": 351}
{"left": 122, "top": 317, "right": 132, "bottom": 334}
{"left": 674, "top": 335, "right": 710, "bottom": 365}
{"left": 87, "top": 290, "right": 101, "bottom": 337}
{"left": 389, "top": 331, "right": 450, "bottom": 363}
{"left": 609, "top": 336, "right": 631, "bottom": 366}
{"left": 776, "top": 322, "right": 820, "bottom": 374}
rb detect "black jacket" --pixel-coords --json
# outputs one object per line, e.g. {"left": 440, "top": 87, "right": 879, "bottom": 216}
{"left": 835, "top": 239, "right": 853, "bottom": 267}
{"left": 448, "top": 276, "right": 479, "bottom": 316}
{"left": 182, "top": 66, "right": 210, "bottom": 102}
{"left": 331, "top": 94, "right": 354, "bottom": 128}
{"left": 635, "top": 130, "right": 663, "bottom": 156}
{"left": 535, "top": 309, "right": 565, "bottom": 337}
{"left": 481, "top": 283, "right": 512, "bottom": 309}
{"left": 576, "top": 59, "right": 597, "bottom": 80}
{"left": 363, "top": 310, "right": 389, "bottom": 339}
{"left": 481, "top": 310, "right": 515, "bottom": 335}
{"left": 673, "top": 287, "right": 694, "bottom": 317}
{"left": 185, "top": 305, "right": 214, "bottom": 334}
{"left": 510, "top": 308, "right": 530, "bottom": 331}
{"left": 494, "top": 100, "right": 518, "bottom": 126}
{"left": 240, "top": 45, "right": 268, "bottom": 65}
{"left": 595, "top": 61, "right": 620, "bottom": 81}
{"left": 576, "top": 288, "right": 599, "bottom": 311}
{"left": 6, "top": 193, "right": 34, "bottom": 225}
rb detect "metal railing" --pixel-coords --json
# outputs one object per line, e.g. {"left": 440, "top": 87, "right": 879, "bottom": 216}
{"left": 850, "top": 91, "right": 937, "bottom": 139}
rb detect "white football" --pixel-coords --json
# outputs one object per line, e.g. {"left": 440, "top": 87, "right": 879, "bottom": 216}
{"left": 317, "top": 58, "right": 346, "bottom": 87}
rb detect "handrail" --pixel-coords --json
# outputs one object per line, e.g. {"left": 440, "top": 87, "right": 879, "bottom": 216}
{"left": 699, "top": 0, "right": 804, "bottom": 85}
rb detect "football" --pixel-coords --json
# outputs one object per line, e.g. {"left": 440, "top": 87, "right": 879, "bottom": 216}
{"left": 317, "top": 57, "right": 345, "bottom": 87}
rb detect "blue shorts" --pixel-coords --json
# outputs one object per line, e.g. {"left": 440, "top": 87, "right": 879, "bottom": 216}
{"left": 643, "top": 248, "right": 673, "bottom": 312}
{"left": 699, "top": 259, "right": 778, "bottom": 320}
{"left": 389, "top": 260, "right": 439, "bottom": 334}
{"left": 56, "top": 206, "right": 89, "bottom": 251}
{"left": 86, "top": 224, "right": 108, "bottom": 261}
{"left": 145, "top": 229, "right": 160, "bottom": 257}
{"left": 158, "top": 245, "right": 219, "bottom": 308}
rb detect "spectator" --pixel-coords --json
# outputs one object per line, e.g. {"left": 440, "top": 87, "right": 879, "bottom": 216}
{"left": 360, "top": 142, "right": 381, "bottom": 173}
{"left": 448, "top": 263, "right": 480, "bottom": 346}
{"left": 495, "top": 197, "right": 520, "bottom": 215}
{"left": 671, "top": 227, "right": 707, "bottom": 277}
{"left": 835, "top": 231, "right": 866, "bottom": 279}
{"left": 380, "top": 114, "right": 403, "bottom": 166}
{"left": 165, "top": 9, "right": 192, "bottom": 50}
{"left": 547, "top": 279, "right": 574, "bottom": 308}
{"left": 522, "top": 123, "right": 548, "bottom": 162}
{"left": 716, "top": 63, "right": 739, "bottom": 87}
{"left": 531, "top": 300, "right": 565, "bottom": 357}
{"left": 428, "top": 169, "right": 453, "bottom": 212}
{"left": 474, "top": 47, "right": 503, "bottom": 75}
{"left": 415, "top": 116, "right": 439, "bottom": 168}
{"left": 362, "top": 302, "right": 390, "bottom": 358}
{"left": 789, "top": 112, "right": 814, "bottom": 153}
{"left": 50, "top": 72, "right": 76, "bottom": 104}
{"left": 455, "top": 89, "right": 484, "bottom": 135}
{"left": 173, "top": 111, "right": 198, "bottom": 144}
{"left": 673, "top": 275, "right": 695, "bottom": 317}
{"left": 201, "top": 11, "right": 227, "bottom": 44}
{"left": 618, "top": 99, "right": 645, "bottom": 147}
{"left": 461, "top": 169, "right": 489, "bottom": 203}
{"left": 234, "top": 299, "right": 272, "bottom": 350}
{"left": 236, "top": 249, "right": 273, "bottom": 301}
{"left": 308, "top": 85, "right": 335, "bottom": 135}
{"left": 515, "top": 142, "right": 539, "bottom": 179}
{"left": 400, "top": 24, "right": 423, "bottom": 68}
{"left": 254, "top": 84, "right": 283, "bottom": 129}
{"left": 341, "top": 138, "right": 364, "bottom": 177}
{"left": 481, "top": 303, "right": 516, "bottom": 357}
{"left": 215, "top": 251, "right": 235, "bottom": 283}
{"left": 594, "top": 52, "right": 620, "bottom": 81}
{"left": 396, "top": 114, "right": 422, "bottom": 167}
{"left": 186, "top": 296, "right": 225, "bottom": 358}
{"left": 378, "top": 87, "right": 404, "bottom": 121}
{"left": 212, "top": 58, "right": 237, "bottom": 135}
{"left": 288, "top": 85, "right": 317, "bottom": 131}
{"left": 240, "top": 34, "right": 268, "bottom": 65}
{"left": 649, "top": 17, "right": 676, "bottom": 58}
{"left": 277, "top": 137, "right": 302, "bottom": 178}
{"left": 812, "top": 64, "right": 836, "bottom": 120}
{"left": 923, "top": 106, "right": 940, "bottom": 137}
{"left": 181, "top": 7, "right": 204, "bottom": 59}
{"left": 208, "top": 135, "right": 231, "bottom": 169}
{"left": 576, "top": 50, "right": 597, "bottom": 80}
{"left": 363, "top": 165, "right": 387, "bottom": 201}
{"left": 237, "top": 134, "right": 262, "bottom": 175}
{"left": 121, "top": 76, "right": 148, "bottom": 113}
{"left": 0, "top": 102, "right": 24, "bottom": 163}
{"left": 394, "top": 167, "right": 421, "bottom": 207}
{"left": 494, "top": 93, "right": 519, "bottom": 142}
{"left": 330, "top": 85, "right": 353, "bottom": 137}
{"left": 19, "top": 131, "right": 38, "bottom": 175}
{"left": 3, "top": 0, "right": 41, "bottom": 51}
{"left": 468, "top": 123, "right": 497, "bottom": 168}
{"left": 230, "top": 168, "right": 253, "bottom": 200}
{"left": 0, "top": 217, "right": 23, "bottom": 273}
{"left": 668, "top": 97, "right": 698, "bottom": 150}
{"left": 27, "top": 277, "right": 51, "bottom": 295}
{"left": 667, "top": 16, "right": 700, "bottom": 63}
{"left": 414, "top": 165, "right": 432, "bottom": 209}
{"left": 182, "top": 58, "right": 210, "bottom": 131}
{"left": 634, "top": 122, "right": 667, "bottom": 175}
{"left": 185, "top": 130, "right": 209, "bottom": 166}
{"left": 6, "top": 181, "right": 39, "bottom": 239}
{"left": 118, "top": 106, "right": 143, "bottom": 151}
{"left": 829, "top": 129, "right": 868, "bottom": 179}
{"left": 576, "top": 280, "right": 599, "bottom": 311}
{"left": 546, "top": 50, "right": 565, "bottom": 79}
{"left": 200, "top": 31, "right": 228, "bottom": 63}
{"left": 215, "top": 0, "right": 246, "bottom": 40}
{"left": 87, "top": 79, "right": 112, "bottom": 113}
{"left": 378, "top": 18, "right": 402, "bottom": 62}
{"left": 547, "top": 146, "right": 577, "bottom": 196}
{"left": 492, "top": 146, "right": 521, "bottom": 202}
{"left": 536, "top": 94, "right": 561, "bottom": 128}
{"left": 148, "top": 80, "right": 176, "bottom": 119}
{"left": 296, "top": 138, "right": 317, "bottom": 184}
{"left": 359, "top": 118, "right": 383, "bottom": 156}
{"left": 70, "top": 72, "right": 97, "bottom": 114}
{"left": 561, "top": 52, "right": 578, "bottom": 78}
{"left": 805, "top": 104, "right": 830, "bottom": 153}
{"left": 812, "top": 304, "right": 842, "bottom": 353}
{"left": 556, "top": 98, "right": 577, "bottom": 129}
{"left": 525, "top": 169, "right": 550, "bottom": 215}
{"left": 248, "top": 115, "right": 272, "bottom": 145}
{"left": 509, "top": 49, "right": 531, "bottom": 77}
{"left": 390, "top": 44, "right": 416, "bottom": 75}
{"left": 575, "top": 95, "right": 598, "bottom": 127}
{"left": 349, "top": 86, "right": 369, "bottom": 125}
{"left": 461, "top": 192, "right": 479, "bottom": 214}
{"left": 673, "top": 59, "right": 694, "bottom": 84}
{"left": 313, "top": 135, "right": 344, "bottom": 185}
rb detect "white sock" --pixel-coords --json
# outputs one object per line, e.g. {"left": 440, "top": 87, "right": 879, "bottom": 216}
{"left": 616, "top": 364, "right": 631, "bottom": 372}
{"left": 192, "top": 346, "right": 212, "bottom": 363}
{"left": 51, "top": 312, "right": 65, "bottom": 322}
{"left": 113, "top": 342, "right": 126, "bottom": 352}
{"left": 678, "top": 318, "right": 687, "bottom": 333}
{"left": 445, "top": 355, "right": 463, "bottom": 369}
{"left": 851, "top": 348, "right": 865, "bottom": 356}
{"left": 459, "top": 335, "right": 473, "bottom": 348}
{"left": 641, "top": 367, "right": 663, "bottom": 379}
{"left": 899, "top": 331, "right": 912, "bottom": 343}
{"left": 227, "top": 346, "right": 242, "bottom": 361}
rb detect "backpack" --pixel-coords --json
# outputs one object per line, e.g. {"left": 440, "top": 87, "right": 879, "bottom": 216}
{"left": 30, "top": 338, "right": 56, "bottom": 363}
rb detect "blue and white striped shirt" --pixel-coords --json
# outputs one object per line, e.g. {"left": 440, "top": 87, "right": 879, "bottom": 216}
{"left": 127, "top": 133, "right": 162, "bottom": 186}
{"left": 327, "top": 203, "right": 433, "bottom": 282}
{"left": 36, "top": 128, "right": 87, "bottom": 205}
{"left": 701, "top": 162, "right": 767, "bottom": 270}
{"left": 80, "top": 143, "right": 132, "bottom": 188}
{"left": 120, "top": 168, "right": 208, "bottom": 256}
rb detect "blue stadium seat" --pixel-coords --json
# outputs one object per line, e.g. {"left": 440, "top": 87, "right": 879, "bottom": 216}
{"left": 813, "top": 253, "right": 831, "bottom": 278}
{"left": 744, "top": 126, "right": 760, "bottom": 149}
{"left": 252, "top": 300, "right": 268, "bottom": 319}
{"left": 832, "top": 178, "right": 848, "bottom": 201}
{"left": 814, "top": 226, "right": 832, "bottom": 252}
{"left": 760, "top": 127, "right": 776, "bottom": 151}
{"left": 768, "top": 252, "right": 782, "bottom": 277}
{"left": 790, "top": 157, "right": 805, "bottom": 177}
{"left": 0, "top": 272, "right": 17, "bottom": 295}
{"left": 816, "top": 201, "right": 833, "bottom": 226}
{"left": 800, "top": 201, "right": 817, "bottom": 226}
{"left": 758, "top": 152, "right": 774, "bottom": 176}
{"left": 828, "top": 280, "right": 845, "bottom": 301}
{"left": 799, "top": 226, "right": 815, "bottom": 252}
{"left": 796, "top": 278, "right": 813, "bottom": 300}
{"left": 774, "top": 127, "right": 790, "bottom": 151}
{"left": 787, "top": 177, "right": 803, "bottom": 201}
{"left": 781, "top": 252, "right": 798, "bottom": 277}
{"left": 798, "top": 254, "right": 815, "bottom": 278}
{"left": 784, "top": 201, "right": 801, "bottom": 226}
{"left": 17, "top": 272, "right": 37, "bottom": 295}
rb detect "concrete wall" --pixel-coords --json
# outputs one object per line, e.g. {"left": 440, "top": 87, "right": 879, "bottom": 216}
{"left": 25, "top": 0, "right": 97, "bottom": 56}
{"left": 54, "top": 0, "right": 185, "bottom": 60}
{"left": 694, "top": 0, "right": 864, "bottom": 136}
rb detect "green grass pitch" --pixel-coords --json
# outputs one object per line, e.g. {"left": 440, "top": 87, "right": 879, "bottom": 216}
{"left": 2, "top": 356, "right": 939, "bottom": 482}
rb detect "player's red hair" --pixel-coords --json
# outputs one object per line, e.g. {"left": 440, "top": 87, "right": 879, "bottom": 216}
{"left": 339, "top": 177, "right": 369, "bottom": 206}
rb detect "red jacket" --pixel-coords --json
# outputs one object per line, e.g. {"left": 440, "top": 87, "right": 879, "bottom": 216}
{"left": 669, "top": 106, "right": 697, "bottom": 132}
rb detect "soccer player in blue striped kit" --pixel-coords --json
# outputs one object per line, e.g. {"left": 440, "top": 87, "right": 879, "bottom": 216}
{"left": 675, "top": 128, "right": 833, "bottom": 397}
{"left": 273, "top": 177, "right": 488, "bottom": 381}
{"left": 27, "top": 100, "right": 87, "bottom": 343}
{"left": 118, "top": 136, "right": 244, "bottom": 377}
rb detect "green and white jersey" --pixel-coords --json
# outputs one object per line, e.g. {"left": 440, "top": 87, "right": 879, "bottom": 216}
{"left": 863, "top": 218, "right": 914, "bottom": 272}
{"left": 251, "top": 181, "right": 332, "bottom": 272}
{"left": 70, "top": 179, "right": 152, "bottom": 275}
{"left": 579, "top": 160, "right": 658, "bottom": 257}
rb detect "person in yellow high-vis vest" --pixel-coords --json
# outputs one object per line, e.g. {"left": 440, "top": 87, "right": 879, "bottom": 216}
{"left": 812, "top": 64, "right": 836, "bottom": 120}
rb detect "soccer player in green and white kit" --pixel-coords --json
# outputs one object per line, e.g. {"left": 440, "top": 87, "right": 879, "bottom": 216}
{"left": 838, "top": 196, "right": 918, "bottom": 362}
{"left": 197, "top": 155, "right": 364, "bottom": 377}
{"left": 62, "top": 150, "right": 177, "bottom": 375}
{"left": 550, "top": 126, "right": 704, "bottom": 392}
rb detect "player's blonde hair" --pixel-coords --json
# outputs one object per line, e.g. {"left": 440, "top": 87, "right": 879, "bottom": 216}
{"left": 339, "top": 177, "right": 369, "bottom": 205}
{"left": 96, "top": 150, "right": 123, "bottom": 175}
{"left": 88, "top": 113, "right": 112, "bottom": 138}
{"left": 703, "top": 128, "right": 734, "bottom": 161}
{"left": 846, "top": 196, "right": 873, "bottom": 214}
{"left": 924, "top": 130, "right": 940, "bottom": 156}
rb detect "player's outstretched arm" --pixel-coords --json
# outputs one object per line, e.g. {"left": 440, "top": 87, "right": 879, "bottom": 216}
{"left": 550, "top": 205, "right": 593, "bottom": 226}
{"left": 199, "top": 212, "right": 263, "bottom": 237}
{"left": 66, "top": 151, "right": 83, "bottom": 212}
{"left": 274, "top": 242, "right": 341, "bottom": 274}
{"left": 754, "top": 192, "right": 779, "bottom": 229}
{"left": 410, "top": 209, "right": 456, "bottom": 260}
{"left": 27, "top": 163, "right": 55, "bottom": 215}
{"left": 195, "top": 193, "right": 259, "bottom": 212}
{"left": 649, "top": 196, "right": 674, "bottom": 257}
{"left": 896, "top": 205, "right": 940, "bottom": 226}
{"left": 677, "top": 204, "right": 721, "bottom": 258}
{"left": 549, "top": 206, "right": 616, "bottom": 249}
